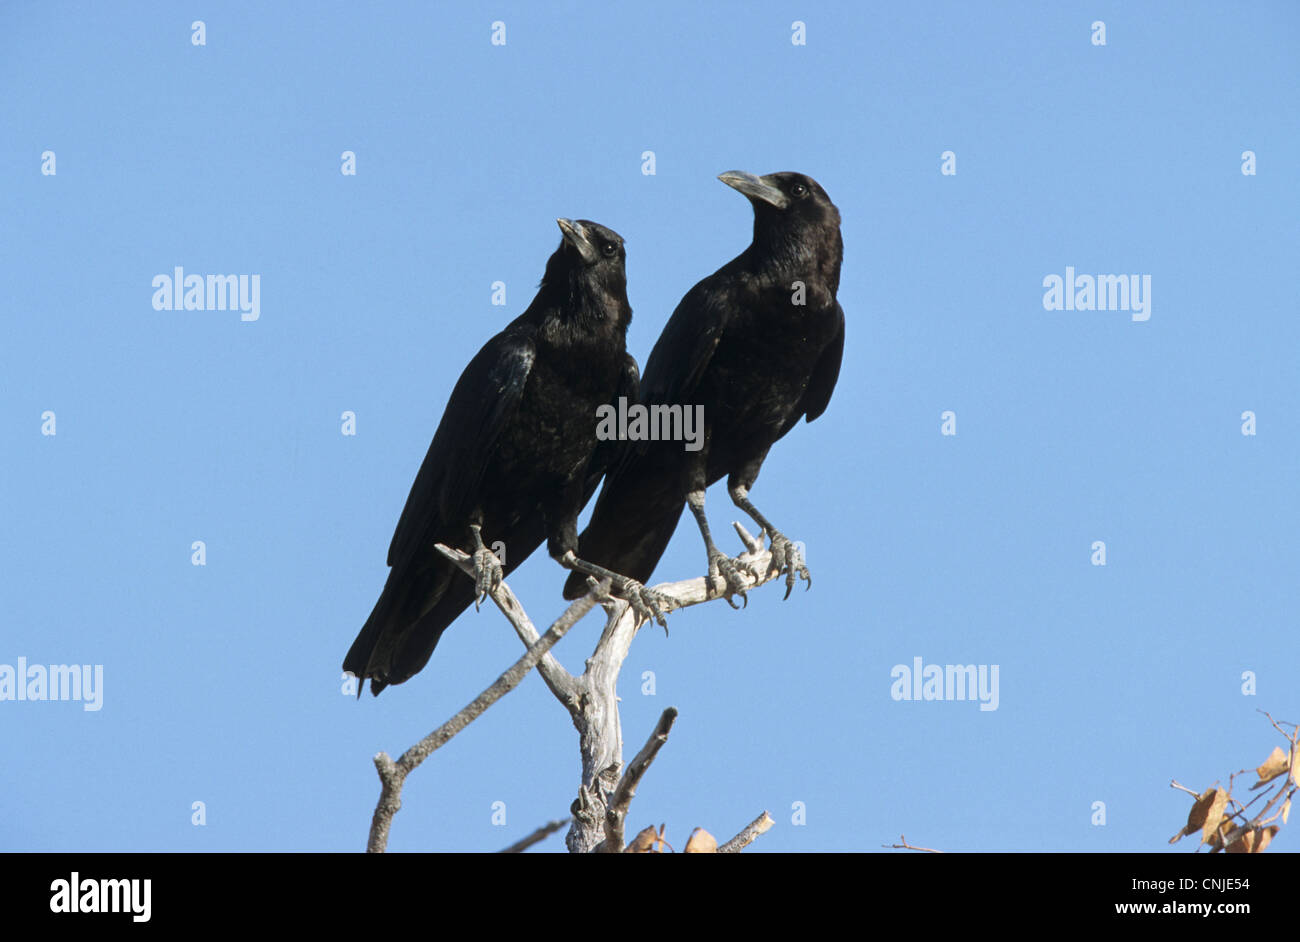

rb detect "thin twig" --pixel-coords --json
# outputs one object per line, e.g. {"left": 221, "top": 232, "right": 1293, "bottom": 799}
{"left": 498, "top": 818, "right": 570, "bottom": 853}
{"left": 1259, "top": 710, "right": 1299, "bottom": 737}
{"left": 884, "top": 834, "right": 944, "bottom": 853}
{"left": 1218, "top": 782, "right": 1294, "bottom": 850}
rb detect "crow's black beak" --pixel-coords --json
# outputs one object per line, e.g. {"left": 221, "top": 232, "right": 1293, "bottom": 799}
{"left": 556, "top": 218, "right": 599, "bottom": 264}
{"left": 717, "top": 171, "right": 789, "bottom": 210}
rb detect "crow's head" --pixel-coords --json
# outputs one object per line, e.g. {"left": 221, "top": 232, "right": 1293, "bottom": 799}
{"left": 556, "top": 218, "right": 625, "bottom": 268}
{"left": 718, "top": 171, "right": 841, "bottom": 270}
{"left": 545, "top": 218, "right": 631, "bottom": 328}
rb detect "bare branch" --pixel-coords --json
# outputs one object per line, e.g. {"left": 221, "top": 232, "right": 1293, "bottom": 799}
{"left": 367, "top": 754, "right": 403, "bottom": 856}
{"left": 434, "top": 543, "right": 582, "bottom": 711}
{"left": 885, "top": 833, "right": 944, "bottom": 853}
{"left": 498, "top": 818, "right": 570, "bottom": 854}
{"left": 1258, "top": 709, "right": 1299, "bottom": 738}
{"left": 372, "top": 524, "right": 795, "bottom": 854}
{"left": 597, "top": 707, "right": 679, "bottom": 853}
{"left": 366, "top": 590, "right": 601, "bottom": 853}
{"left": 717, "top": 811, "right": 775, "bottom": 853}
{"left": 1217, "top": 782, "right": 1294, "bottom": 851}
{"left": 646, "top": 541, "right": 777, "bottom": 613}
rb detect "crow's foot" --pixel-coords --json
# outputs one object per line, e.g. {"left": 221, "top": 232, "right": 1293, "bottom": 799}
{"left": 708, "top": 549, "right": 759, "bottom": 609}
{"left": 611, "top": 577, "right": 670, "bottom": 630}
{"left": 765, "top": 532, "right": 811, "bottom": 600}
{"left": 470, "top": 525, "right": 503, "bottom": 609}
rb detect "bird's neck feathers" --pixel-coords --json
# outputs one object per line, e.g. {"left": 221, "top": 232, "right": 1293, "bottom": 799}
{"left": 532, "top": 268, "right": 632, "bottom": 341}
{"left": 748, "top": 220, "right": 842, "bottom": 296}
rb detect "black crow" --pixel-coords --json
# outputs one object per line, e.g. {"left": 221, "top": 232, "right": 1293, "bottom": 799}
{"left": 346, "top": 218, "right": 662, "bottom": 695}
{"left": 563, "top": 172, "right": 844, "bottom": 605}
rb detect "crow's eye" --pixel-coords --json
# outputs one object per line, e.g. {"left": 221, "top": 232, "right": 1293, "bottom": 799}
{"left": 601, "top": 242, "right": 618, "bottom": 258}
{"left": 791, "top": 183, "right": 808, "bottom": 198}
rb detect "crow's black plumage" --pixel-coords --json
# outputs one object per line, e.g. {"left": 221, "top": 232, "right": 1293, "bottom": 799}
{"left": 346, "top": 219, "right": 654, "bottom": 695}
{"left": 563, "top": 172, "right": 844, "bottom": 604}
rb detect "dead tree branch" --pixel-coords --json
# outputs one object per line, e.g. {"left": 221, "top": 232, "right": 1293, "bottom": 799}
{"left": 717, "top": 811, "right": 776, "bottom": 853}
{"left": 597, "top": 707, "right": 679, "bottom": 853}
{"left": 367, "top": 521, "right": 792, "bottom": 853}
{"left": 366, "top": 589, "right": 601, "bottom": 853}
{"left": 564, "top": 528, "right": 780, "bottom": 853}
{"left": 434, "top": 544, "right": 582, "bottom": 712}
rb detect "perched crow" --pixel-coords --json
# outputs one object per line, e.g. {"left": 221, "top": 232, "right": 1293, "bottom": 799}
{"left": 346, "top": 218, "right": 661, "bottom": 695}
{"left": 563, "top": 172, "right": 844, "bottom": 605}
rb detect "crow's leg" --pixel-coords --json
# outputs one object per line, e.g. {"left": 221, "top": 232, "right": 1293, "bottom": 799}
{"left": 683, "top": 448, "right": 755, "bottom": 607}
{"left": 687, "top": 489, "right": 758, "bottom": 608}
{"left": 547, "top": 493, "right": 671, "bottom": 629}
{"left": 727, "top": 482, "right": 811, "bottom": 599}
{"left": 469, "top": 523, "right": 503, "bottom": 610}
{"left": 558, "top": 551, "right": 671, "bottom": 629}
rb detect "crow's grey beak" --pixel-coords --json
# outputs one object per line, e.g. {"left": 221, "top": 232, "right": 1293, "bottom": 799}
{"left": 718, "top": 171, "right": 789, "bottom": 209}
{"left": 556, "top": 218, "right": 599, "bottom": 264}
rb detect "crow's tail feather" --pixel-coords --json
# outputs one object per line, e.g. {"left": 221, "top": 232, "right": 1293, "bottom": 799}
{"left": 345, "top": 521, "right": 548, "bottom": 696}
{"left": 343, "top": 560, "right": 460, "bottom": 697}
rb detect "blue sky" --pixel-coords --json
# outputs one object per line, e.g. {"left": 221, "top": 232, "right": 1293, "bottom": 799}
{"left": 2, "top": 1, "right": 1297, "bottom": 853}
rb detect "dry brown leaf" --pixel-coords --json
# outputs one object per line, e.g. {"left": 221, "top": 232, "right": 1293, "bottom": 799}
{"left": 1175, "top": 788, "right": 1227, "bottom": 844}
{"left": 1283, "top": 798, "right": 1292, "bottom": 826}
{"left": 1206, "top": 816, "right": 1234, "bottom": 853}
{"left": 1201, "top": 790, "right": 1229, "bottom": 844}
{"left": 1186, "top": 788, "right": 1216, "bottom": 831}
{"left": 684, "top": 828, "right": 718, "bottom": 853}
{"left": 1172, "top": 787, "right": 1214, "bottom": 843}
{"left": 1252, "top": 746, "right": 1289, "bottom": 789}
{"left": 626, "top": 825, "right": 658, "bottom": 853}
{"left": 1254, "top": 826, "right": 1279, "bottom": 853}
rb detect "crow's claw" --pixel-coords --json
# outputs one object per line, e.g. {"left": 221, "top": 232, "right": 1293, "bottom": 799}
{"left": 709, "top": 550, "right": 757, "bottom": 608}
{"left": 766, "top": 533, "right": 811, "bottom": 600}
{"left": 613, "top": 578, "right": 670, "bottom": 630}
{"left": 472, "top": 545, "right": 503, "bottom": 610}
